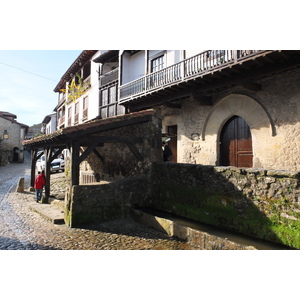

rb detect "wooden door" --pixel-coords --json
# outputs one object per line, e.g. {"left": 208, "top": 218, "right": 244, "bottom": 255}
{"left": 220, "top": 116, "right": 253, "bottom": 167}
{"left": 167, "top": 125, "right": 177, "bottom": 163}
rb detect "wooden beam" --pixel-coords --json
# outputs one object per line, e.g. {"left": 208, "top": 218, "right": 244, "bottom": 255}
{"left": 79, "top": 136, "right": 144, "bottom": 162}
{"left": 126, "top": 142, "right": 144, "bottom": 161}
{"left": 242, "top": 81, "right": 262, "bottom": 91}
{"left": 50, "top": 147, "right": 65, "bottom": 162}
{"left": 93, "top": 148, "right": 105, "bottom": 162}
{"left": 78, "top": 142, "right": 100, "bottom": 164}
{"left": 65, "top": 115, "right": 153, "bottom": 138}
{"left": 81, "top": 135, "right": 143, "bottom": 145}
{"left": 165, "top": 102, "right": 182, "bottom": 109}
{"left": 194, "top": 55, "right": 300, "bottom": 94}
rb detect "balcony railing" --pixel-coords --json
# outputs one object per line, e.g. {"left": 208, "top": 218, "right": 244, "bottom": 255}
{"left": 119, "top": 50, "right": 269, "bottom": 101}
{"left": 100, "top": 68, "right": 119, "bottom": 87}
{"left": 58, "top": 116, "right": 65, "bottom": 127}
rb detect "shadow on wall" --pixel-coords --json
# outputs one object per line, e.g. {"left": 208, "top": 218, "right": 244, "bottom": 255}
{"left": 148, "top": 162, "right": 300, "bottom": 249}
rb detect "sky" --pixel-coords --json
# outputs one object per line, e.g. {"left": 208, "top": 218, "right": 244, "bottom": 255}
{"left": 0, "top": 50, "right": 82, "bottom": 127}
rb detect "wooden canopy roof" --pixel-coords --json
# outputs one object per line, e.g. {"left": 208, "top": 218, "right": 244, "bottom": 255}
{"left": 23, "top": 110, "right": 156, "bottom": 149}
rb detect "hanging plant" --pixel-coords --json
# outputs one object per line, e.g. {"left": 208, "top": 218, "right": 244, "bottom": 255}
{"left": 61, "top": 73, "right": 90, "bottom": 103}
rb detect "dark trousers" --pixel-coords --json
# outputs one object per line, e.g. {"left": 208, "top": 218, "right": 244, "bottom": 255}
{"left": 36, "top": 189, "right": 42, "bottom": 201}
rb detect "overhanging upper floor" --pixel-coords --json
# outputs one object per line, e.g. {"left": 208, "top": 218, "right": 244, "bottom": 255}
{"left": 119, "top": 50, "right": 300, "bottom": 111}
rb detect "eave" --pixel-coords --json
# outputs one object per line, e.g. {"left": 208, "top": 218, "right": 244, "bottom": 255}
{"left": 53, "top": 50, "right": 98, "bottom": 93}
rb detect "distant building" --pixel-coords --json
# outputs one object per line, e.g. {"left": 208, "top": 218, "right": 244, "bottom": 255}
{"left": 41, "top": 113, "right": 57, "bottom": 134}
{"left": 0, "top": 111, "right": 28, "bottom": 164}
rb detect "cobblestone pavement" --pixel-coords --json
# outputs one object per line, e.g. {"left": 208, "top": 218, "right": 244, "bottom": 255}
{"left": 0, "top": 153, "right": 188, "bottom": 250}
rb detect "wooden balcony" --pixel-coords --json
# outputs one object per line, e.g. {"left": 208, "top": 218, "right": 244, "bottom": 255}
{"left": 119, "top": 50, "right": 272, "bottom": 102}
{"left": 58, "top": 116, "right": 65, "bottom": 127}
{"left": 119, "top": 50, "right": 300, "bottom": 108}
{"left": 100, "top": 68, "right": 119, "bottom": 87}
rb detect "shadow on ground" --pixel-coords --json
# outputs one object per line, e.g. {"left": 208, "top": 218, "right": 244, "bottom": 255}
{"left": 0, "top": 236, "right": 57, "bottom": 250}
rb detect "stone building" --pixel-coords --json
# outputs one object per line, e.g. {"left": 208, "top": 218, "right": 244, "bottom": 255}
{"left": 118, "top": 50, "right": 300, "bottom": 172}
{"left": 38, "top": 50, "right": 300, "bottom": 179}
{"left": 0, "top": 111, "right": 28, "bottom": 164}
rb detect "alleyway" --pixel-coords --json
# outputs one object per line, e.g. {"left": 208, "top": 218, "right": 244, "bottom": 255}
{"left": 0, "top": 152, "right": 187, "bottom": 250}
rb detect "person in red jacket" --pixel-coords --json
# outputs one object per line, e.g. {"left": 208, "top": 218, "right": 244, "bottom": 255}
{"left": 34, "top": 170, "right": 46, "bottom": 202}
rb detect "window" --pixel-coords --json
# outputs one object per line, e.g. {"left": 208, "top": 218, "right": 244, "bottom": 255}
{"left": 58, "top": 106, "right": 65, "bottom": 127}
{"left": 151, "top": 55, "right": 165, "bottom": 72}
{"left": 109, "top": 85, "right": 117, "bottom": 103}
{"left": 99, "top": 83, "right": 124, "bottom": 118}
{"left": 68, "top": 107, "right": 72, "bottom": 126}
{"left": 74, "top": 102, "right": 79, "bottom": 124}
{"left": 101, "top": 89, "right": 108, "bottom": 106}
{"left": 150, "top": 54, "right": 166, "bottom": 88}
{"left": 82, "top": 61, "right": 91, "bottom": 80}
{"left": 83, "top": 96, "right": 88, "bottom": 121}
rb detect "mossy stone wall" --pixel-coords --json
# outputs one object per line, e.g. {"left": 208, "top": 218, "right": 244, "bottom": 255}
{"left": 65, "top": 160, "right": 300, "bottom": 248}
{"left": 148, "top": 163, "right": 300, "bottom": 248}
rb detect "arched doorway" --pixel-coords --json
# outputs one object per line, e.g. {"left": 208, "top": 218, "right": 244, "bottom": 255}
{"left": 220, "top": 116, "right": 253, "bottom": 167}
{"left": 13, "top": 147, "right": 19, "bottom": 162}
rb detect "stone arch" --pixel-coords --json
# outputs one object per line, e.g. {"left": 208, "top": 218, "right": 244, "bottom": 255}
{"left": 200, "top": 94, "right": 276, "bottom": 166}
{"left": 202, "top": 94, "right": 275, "bottom": 141}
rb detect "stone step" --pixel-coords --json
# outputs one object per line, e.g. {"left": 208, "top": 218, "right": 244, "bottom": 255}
{"left": 49, "top": 199, "right": 65, "bottom": 210}
{"left": 30, "top": 203, "right": 64, "bottom": 224}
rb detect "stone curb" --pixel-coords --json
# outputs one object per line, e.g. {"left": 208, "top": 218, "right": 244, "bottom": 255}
{"left": 130, "top": 208, "right": 290, "bottom": 250}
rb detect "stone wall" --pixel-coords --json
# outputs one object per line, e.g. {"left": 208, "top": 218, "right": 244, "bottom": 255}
{"left": 65, "top": 176, "right": 150, "bottom": 227}
{"left": 148, "top": 162, "right": 300, "bottom": 249}
{"left": 65, "top": 111, "right": 162, "bottom": 226}
{"left": 155, "top": 68, "right": 300, "bottom": 171}
{"left": 80, "top": 111, "right": 162, "bottom": 181}
{"left": 64, "top": 160, "right": 300, "bottom": 248}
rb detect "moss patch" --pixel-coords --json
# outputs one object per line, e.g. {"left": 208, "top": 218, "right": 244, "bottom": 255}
{"left": 150, "top": 183, "right": 300, "bottom": 249}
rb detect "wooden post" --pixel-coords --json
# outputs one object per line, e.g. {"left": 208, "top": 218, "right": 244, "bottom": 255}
{"left": 70, "top": 140, "right": 80, "bottom": 187}
{"left": 44, "top": 147, "right": 51, "bottom": 201}
{"left": 31, "top": 149, "right": 44, "bottom": 188}
{"left": 30, "top": 149, "right": 37, "bottom": 187}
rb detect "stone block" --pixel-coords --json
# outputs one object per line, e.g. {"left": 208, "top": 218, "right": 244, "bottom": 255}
{"left": 16, "top": 177, "right": 24, "bottom": 192}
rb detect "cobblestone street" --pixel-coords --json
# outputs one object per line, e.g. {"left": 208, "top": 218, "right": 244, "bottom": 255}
{"left": 0, "top": 154, "right": 187, "bottom": 250}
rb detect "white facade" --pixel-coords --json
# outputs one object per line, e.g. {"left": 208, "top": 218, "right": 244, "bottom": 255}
{"left": 42, "top": 113, "right": 57, "bottom": 134}
{"left": 65, "top": 51, "right": 99, "bottom": 126}
{"left": 120, "top": 50, "right": 202, "bottom": 85}
{"left": 56, "top": 51, "right": 101, "bottom": 129}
